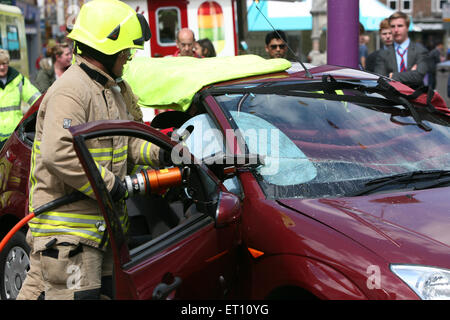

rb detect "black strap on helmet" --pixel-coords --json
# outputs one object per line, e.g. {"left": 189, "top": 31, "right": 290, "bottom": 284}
{"left": 76, "top": 42, "right": 119, "bottom": 78}
{"left": 133, "top": 13, "right": 151, "bottom": 45}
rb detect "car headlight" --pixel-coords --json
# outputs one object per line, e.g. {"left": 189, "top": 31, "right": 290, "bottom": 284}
{"left": 391, "top": 265, "right": 450, "bottom": 300}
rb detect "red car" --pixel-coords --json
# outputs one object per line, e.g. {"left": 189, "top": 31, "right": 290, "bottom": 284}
{"left": 1, "top": 63, "right": 450, "bottom": 300}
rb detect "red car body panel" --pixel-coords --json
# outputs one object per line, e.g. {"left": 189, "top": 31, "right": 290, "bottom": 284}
{"left": 1, "top": 65, "right": 449, "bottom": 300}
{"left": 237, "top": 174, "right": 420, "bottom": 299}
{"left": 119, "top": 222, "right": 239, "bottom": 299}
{"left": 278, "top": 188, "right": 450, "bottom": 268}
{"left": 0, "top": 123, "right": 34, "bottom": 221}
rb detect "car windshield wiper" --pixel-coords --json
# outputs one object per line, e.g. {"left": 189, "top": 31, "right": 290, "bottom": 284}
{"left": 350, "top": 170, "right": 450, "bottom": 196}
{"left": 205, "top": 76, "right": 441, "bottom": 132}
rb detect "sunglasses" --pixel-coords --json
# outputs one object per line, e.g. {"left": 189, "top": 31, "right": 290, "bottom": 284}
{"left": 119, "top": 49, "right": 133, "bottom": 62}
{"left": 270, "top": 44, "right": 286, "bottom": 50}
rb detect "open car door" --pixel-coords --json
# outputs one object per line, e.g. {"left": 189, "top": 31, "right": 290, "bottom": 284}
{"left": 69, "top": 120, "right": 242, "bottom": 299}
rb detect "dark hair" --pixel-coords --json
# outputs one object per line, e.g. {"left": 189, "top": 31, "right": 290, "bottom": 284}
{"left": 196, "top": 38, "right": 216, "bottom": 57}
{"left": 265, "top": 30, "right": 287, "bottom": 45}
{"left": 359, "top": 22, "right": 365, "bottom": 35}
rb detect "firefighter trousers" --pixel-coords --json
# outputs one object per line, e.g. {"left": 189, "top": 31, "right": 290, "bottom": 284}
{"left": 17, "top": 230, "right": 113, "bottom": 300}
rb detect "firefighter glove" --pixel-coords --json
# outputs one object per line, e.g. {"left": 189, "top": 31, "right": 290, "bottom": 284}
{"left": 111, "top": 175, "right": 129, "bottom": 202}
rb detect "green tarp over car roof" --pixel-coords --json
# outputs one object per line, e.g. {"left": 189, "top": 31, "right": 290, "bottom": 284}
{"left": 123, "top": 55, "right": 291, "bottom": 112}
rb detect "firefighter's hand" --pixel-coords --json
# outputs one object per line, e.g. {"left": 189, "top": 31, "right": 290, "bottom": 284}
{"left": 111, "top": 175, "right": 129, "bottom": 202}
{"left": 159, "top": 148, "right": 173, "bottom": 167}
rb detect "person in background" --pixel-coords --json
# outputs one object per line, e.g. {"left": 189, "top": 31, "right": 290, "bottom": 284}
{"left": 366, "top": 18, "right": 393, "bottom": 72}
{"left": 359, "top": 23, "right": 368, "bottom": 70}
{"left": 35, "top": 40, "right": 57, "bottom": 71}
{"left": 172, "top": 28, "right": 201, "bottom": 57}
{"left": 447, "top": 49, "right": 450, "bottom": 99}
{"left": 265, "top": 30, "right": 288, "bottom": 59}
{"left": 194, "top": 38, "right": 216, "bottom": 58}
{"left": 426, "top": 41, "right": 444, "bottom": 89}
{"left": 34, "top": 42, "right": 73, "bottom": 93}
{"left": 0, "top": 49, "right": 40, "bottom": 150}
{"left": 374, "top": 11, "right": 428, "bottom": 89}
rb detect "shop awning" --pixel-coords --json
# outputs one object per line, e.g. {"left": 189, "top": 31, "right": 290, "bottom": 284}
{"left": 247, "top": 0, "right": 313, "bottom": 32}
{"left": 247, "top": 0, "right": 415, "bottom": 32}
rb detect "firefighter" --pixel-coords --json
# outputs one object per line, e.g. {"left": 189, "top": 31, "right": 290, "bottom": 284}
{"left": 17, "top": 0, "right": 164, "bottom": 300}
{"left": 0, "top": 49, "right": 40, "bottom": 149}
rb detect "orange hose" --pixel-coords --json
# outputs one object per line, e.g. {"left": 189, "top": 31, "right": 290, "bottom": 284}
{"left": 0, "top": 213, "right": 35, "bottom": 253}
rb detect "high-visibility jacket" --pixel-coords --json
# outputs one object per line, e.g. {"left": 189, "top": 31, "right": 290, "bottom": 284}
{"left": 28, "top": 56, "right": 162, "bottom": 250}
{"left": 0, "top": 67, "right": 40, "bottom": 143}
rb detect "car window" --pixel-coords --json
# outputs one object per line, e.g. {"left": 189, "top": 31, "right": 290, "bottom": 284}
{"left": 176, "top": 113, "right": 224, "bottom": 160}
{"left": 6, "top": 24, "right": 20, "bottom": 60}
{"left": 16, "top": 110, "right": 37, "bottom": 146}
{"left": 175, "top": 113, "right": 244, "bottom": 196}
{"left": 229, "top": 111, "right": 317, "bottom": 186}
{"left": 215, "top": 90, "right": 450, "bottom": 199}
{"left": 156, "top": 7, "right": 180, "bottom": 46}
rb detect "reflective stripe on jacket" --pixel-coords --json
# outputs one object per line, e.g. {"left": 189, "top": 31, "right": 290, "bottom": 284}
{"left": 28, "top": 56, "right": 160, "bottom": 249}
{"left": 0, "top": 67, "right": 40, "bottom": 142}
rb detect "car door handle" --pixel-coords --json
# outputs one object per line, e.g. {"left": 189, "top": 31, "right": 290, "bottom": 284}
{"left": 152, "top": 276, "right": 182, "bottom": 300}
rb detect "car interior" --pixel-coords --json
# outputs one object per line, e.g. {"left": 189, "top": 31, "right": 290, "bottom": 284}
{"left": 124, "top": 101, "right": 214, "bottom": 248}
{"left": 125, "top": 163, "right": 220, "bottom": 251}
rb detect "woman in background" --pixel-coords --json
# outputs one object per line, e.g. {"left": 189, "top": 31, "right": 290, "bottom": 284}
{"left": 194, "top": 38, "right": 216, "bottom": 58}
{"left": 34, "top": 42, "right": 73, "bottom": 93}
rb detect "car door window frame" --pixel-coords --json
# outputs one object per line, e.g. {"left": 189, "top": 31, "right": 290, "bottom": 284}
{"left": 16, "top": 110, "right": 37, "bottom": 146}
{"left": 71, "top": 122, "right": 223, "bottom": 268}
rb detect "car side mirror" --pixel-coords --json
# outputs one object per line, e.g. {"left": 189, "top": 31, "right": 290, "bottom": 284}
{"left": 215, "top": 191, "right": 241, "bottom": 228}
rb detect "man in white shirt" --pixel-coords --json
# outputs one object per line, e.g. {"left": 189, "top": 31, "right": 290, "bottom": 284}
{"left": 374, "top": 11, "right": 428, "bottom": 89}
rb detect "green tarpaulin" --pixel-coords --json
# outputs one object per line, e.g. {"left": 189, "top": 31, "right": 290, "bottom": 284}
{"left": 122, "top": 55, "right": 291, "bottom": 112}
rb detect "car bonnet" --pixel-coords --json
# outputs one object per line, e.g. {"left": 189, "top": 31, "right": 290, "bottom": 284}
{"left": 278, "top": 187, "right": 450, "bottom": 267}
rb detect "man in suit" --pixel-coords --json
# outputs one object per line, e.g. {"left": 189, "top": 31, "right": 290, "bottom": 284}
{"left": 374, "top": 11, "right": 428, "bottom": 89}
{"left": 366, "top": 19, "right": 393, "bottom": 72}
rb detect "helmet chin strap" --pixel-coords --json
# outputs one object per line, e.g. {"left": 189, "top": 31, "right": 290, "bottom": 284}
{"left": 75, "top": 41, "right": 120, "bottom": 78}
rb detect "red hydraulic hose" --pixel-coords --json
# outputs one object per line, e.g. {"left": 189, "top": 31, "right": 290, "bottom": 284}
{"left": 0, "top": 191, "right": 86, "bottom": 253}
{"left": 0, "top": 213, "right": 35, "bottom": 253}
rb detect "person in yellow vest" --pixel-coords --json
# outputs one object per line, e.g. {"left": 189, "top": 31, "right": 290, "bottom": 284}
{"left": 17, "top": 0, "right": 167, "bottom": 300}
{"left": 0, "top": 49, "right": 40, "bottom": 150}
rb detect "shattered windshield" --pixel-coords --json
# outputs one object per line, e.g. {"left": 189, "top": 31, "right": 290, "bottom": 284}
{"left": 214, "top": 85, "right": 450, "bottom": 199}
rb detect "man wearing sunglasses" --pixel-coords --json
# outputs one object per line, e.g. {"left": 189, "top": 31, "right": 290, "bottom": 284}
{"left": 265, "top": 30, "right": 288, "bottom": 59}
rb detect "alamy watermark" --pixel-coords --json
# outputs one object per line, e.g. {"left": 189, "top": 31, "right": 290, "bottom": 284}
{"left": 366, "top": 265, "right": 382, "bottom": 290}
{"left": 66, "top": 264, "right": 82, "bottom": 290}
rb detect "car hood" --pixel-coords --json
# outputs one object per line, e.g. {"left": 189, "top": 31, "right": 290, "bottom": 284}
{"left": 278, "top": 187, "right": 450, "bottom": 267}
